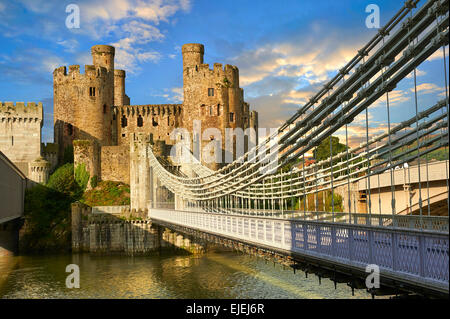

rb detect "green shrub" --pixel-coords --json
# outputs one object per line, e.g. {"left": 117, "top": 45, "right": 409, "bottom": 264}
{"left": 46, "top": 163, "right": 81, "bottom": 197}
{"left": 90, "top": 175, "right": 99, "bottom": 188}
{"left": 21, "top": 184, "right": 73, "bottom": 253}
{"left": 75, "top": 163, "right": 90, "bottom": 192}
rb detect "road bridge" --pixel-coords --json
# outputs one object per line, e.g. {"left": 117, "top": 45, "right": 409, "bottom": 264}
{"left": 128, "top": 0, "right": 450, "bottom": 297}
{"left": 0, "top": 151, "right": 26, "bottom": 256}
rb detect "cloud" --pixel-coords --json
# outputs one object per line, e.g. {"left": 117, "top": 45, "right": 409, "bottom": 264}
{"left": 57, "top": 39, "right": 79, "bottom": 53}
{"left": 0, "top": 49, "right": 66, "bottom": 84}
{"left": 110, "top": 20, "right": 164, "bottom": 72}
{"left": 221, "top": 23, "right": 371, "bottom": 131}
{"left": 426, "top": 45, "right": 449, "bottom": 62}
{"left": 230, "top": 28, "right": 365, "bottom": 88}
{"left": 168, "top": 87, "right": 183, "bottom": 102}
{"left": 371, "top": 89, "right": 410, "bottom": 108}
{"left": 405, "top": 69, "right": 426, "bottom": 78}
{"left": 412, "top": 83, "right": 445, "bottom": 95}
{"left": 0, "top": 0, "right": 190, "bottom": 74}
{"left": 81, "top": 1, "right": 190, "bottom": 72}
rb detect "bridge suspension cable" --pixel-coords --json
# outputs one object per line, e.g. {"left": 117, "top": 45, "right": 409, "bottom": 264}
{"left": 145, "top": 0, "right": 449, "bottom": 216}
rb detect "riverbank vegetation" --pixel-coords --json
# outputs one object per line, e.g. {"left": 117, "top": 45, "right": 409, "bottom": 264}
{"left": 21, "top": 162, "right": 130, "bottom": 253}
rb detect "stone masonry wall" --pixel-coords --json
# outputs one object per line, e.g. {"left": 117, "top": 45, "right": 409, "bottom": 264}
{"left": 100, "top": 145, "right": 130, "bottom": 184}
{"left": 0, "top": 102, "right": 43, "bottom": 177}
{"left": 116, "top": 104, "right": 182, "bottom": 147}
{"left": 73, "top": 140, "right": 100, "bottom": 183}
{"left": 71, "top": 202, "right": 204, "bottom": 255}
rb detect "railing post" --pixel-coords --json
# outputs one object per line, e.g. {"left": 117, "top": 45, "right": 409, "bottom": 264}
{"left": 316, "top": 224, "right": 321, "bottom": 253}
{"left": 331, "top": 225, "right": 336, "bottom": 256}
{"left": 303, "top": 222, "right": 308, "bottom": 251}
{"left": 418, "top": 234, "right": 425, "bottom": 277}
{"left": 349, "top": 227, "right": 354, "bottom": 261}
{"left": 391, "top": 232, "right": 397, "bottom": 272}
{"left": 368, "top": 229, "right": 374, "bottom": 264}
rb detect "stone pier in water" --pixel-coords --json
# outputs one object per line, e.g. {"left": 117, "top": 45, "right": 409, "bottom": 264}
{"left": 71, "top": 202, "right": 205, "bottom": 255}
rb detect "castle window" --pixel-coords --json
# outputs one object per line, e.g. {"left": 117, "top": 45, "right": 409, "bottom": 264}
{"left": 121, "top": 115, "right": 128, "bottom": 128}
{"left": 137, "top": 115, "right": 144, "bottom": 127}
{"left": 209, "top": 106, "right": 213, "bottom": 116}
{"left": 11, "top": 136, "right": 13, "bottom": 146}
{"left": 152, "top": 117, "right": 158, "bottom": 127}
{"left": 208, "top": 88, "right": 214, "bottom": 96}
{"left": 89, "top": 87, "right": 96, "bottom": 97}
{"left": 229, "top": 112, "right": 234, "bottom": 122}
{"left": 217, "top": 104, "right": 221, "bottom": 116}
{"left": 103, "top": 104, "right": 107, "bottom": 114}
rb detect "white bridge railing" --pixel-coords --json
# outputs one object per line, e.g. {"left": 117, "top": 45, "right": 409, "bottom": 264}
{"left": 150, "top": 208, "right": 449, "bottom": 292}
{"left": 197, "top": 208, "right": 449, "bottom": 232}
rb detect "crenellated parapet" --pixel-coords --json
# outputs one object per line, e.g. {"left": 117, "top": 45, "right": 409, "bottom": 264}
{"left": 28, "top": 157, "right": 51, "bottom": 184}
{"left": 53, "top": 64, "right": 109, "bottom": 83}
{"left": 184, "top": 63, "right": 240, "bottom": 88}
{"left": 0, "top": 102, "right": 43, "bottom": 122}
{"left": 117, "top": 104, "right": 183, "bottom": 118}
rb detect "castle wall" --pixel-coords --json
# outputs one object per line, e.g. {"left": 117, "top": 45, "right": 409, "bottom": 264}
{"left": 0, "top": 102, "right": 43, "bottom": 177}
{"left": 116, "top": 104, "right": 182, "bottom": 147}
{"left": 73, "top": 140, "right": 100, "bottom": 185}
{"left": 100, "top": 145, "right": 130, "bottom": 184}
{"left": 41, "top": 143, "right": 58, "bottom": 173}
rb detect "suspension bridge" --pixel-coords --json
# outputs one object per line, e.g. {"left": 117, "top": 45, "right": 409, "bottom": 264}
{"left": 131, "top": 0, "right": 449, "bottom": 297}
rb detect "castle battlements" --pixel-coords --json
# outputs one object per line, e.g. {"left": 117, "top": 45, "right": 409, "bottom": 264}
{"left": 53, "top": 64, "right": 110, "bottom": 80}
{"left": 117, "top": 104, "right": 183, "bottom": 118}
{"left": 0, "top": 102, "right": 43, "bottom": 119}
{"left": 184, "top": 62, "right": 239, "bottom": 88}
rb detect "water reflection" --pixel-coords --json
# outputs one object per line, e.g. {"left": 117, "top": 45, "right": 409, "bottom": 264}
{"left": 0, "top": 251, "right": 372, "bottom": 299}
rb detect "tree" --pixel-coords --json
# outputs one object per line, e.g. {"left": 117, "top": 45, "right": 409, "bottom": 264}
{"left": 313, "top": 136, "right": 347, "bottom": 162}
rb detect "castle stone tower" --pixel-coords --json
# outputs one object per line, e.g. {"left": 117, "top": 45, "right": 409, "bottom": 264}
{"left": 114, "top": 69, "right": 126, "bottom": 107}
{"left": 181, "top": 44, "right": 254, "bottom": 170}
{"left": 182, "top": 44, "right": 204, "bottom": 74}
{"left": 91, "top": 45, "right": 115, "bottom": 72}
{"left": 53, "top": 45, "right": 115, "bottom": 162}
{"left": 0, "top": 102, "right": 43, "bottom": 175}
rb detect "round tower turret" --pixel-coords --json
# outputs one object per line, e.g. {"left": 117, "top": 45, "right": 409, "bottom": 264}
{"left": 182, "top": 43, "right": 204, "bottom": 70}
{"left": 28, "top": 157, "right": 51, "bottom": 184}
{"left": 114, "top": 69, "right": 126, "bottom": 107}
{"left": 91, "top": 45, "right": 115, "bottom": 72}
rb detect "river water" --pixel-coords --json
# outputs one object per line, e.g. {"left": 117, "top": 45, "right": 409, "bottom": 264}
{"left": 0, "top": 251, "right": 372, "bottom": 299}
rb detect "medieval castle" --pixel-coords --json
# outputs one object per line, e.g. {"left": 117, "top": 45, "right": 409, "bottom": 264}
{"left": 0, "top": 43, "right": 258, "bottom": 186}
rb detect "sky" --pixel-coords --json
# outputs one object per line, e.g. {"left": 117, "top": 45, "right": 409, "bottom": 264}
{"left": 0, "top": 0, "right": 448, "bottom": 146}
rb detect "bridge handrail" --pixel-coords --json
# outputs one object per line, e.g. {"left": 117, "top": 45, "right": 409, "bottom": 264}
{"left": 149, "top": 208, "right": 449, "bottom": 293}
